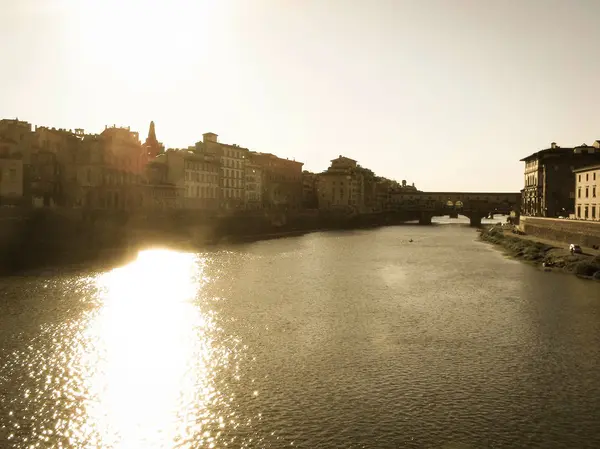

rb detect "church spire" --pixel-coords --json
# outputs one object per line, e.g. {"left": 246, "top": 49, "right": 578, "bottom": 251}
{"left": 147, "top": 121, "right": 157, "bottom": 144}
{"left": 144, "top": 121, "right": 163, "bottom": 158}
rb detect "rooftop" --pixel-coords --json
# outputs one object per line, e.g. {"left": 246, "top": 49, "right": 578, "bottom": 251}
{"left": 520, "top": 145, "right": 574, "bottom": 161}
{"left": 573, "top": 164, "right": 600, "bottom": 173}
{"left": 331, "top": 155, "right": 357, "bottom": 163}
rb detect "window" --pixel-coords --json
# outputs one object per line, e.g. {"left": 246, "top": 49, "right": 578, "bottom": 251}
{"left": 586, "top": 173, "right": 589, "bottom": 181}
{"left": 578, "top": 188, "right": 581, "bottom": 198}
{"left": 594, "top": 186, "right": 597, "bottom": 198}
{"left": 579, "top": 174, "right": 581, "bottom": 182}
{"left": 586, "top": 187, "right": 589, "bottom": 198}
{"left": 577, "top": 206, "right": 581, "bottom": 218}
{"left": 593, "top": 206, "right": 597, "bottom": 219}
{"left": 584, "top": 206, "right": 589, "bottom": 219}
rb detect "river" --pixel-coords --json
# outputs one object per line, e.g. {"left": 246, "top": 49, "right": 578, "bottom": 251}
{"left": 1, "top": 217, "right": 599, "bottom": 448}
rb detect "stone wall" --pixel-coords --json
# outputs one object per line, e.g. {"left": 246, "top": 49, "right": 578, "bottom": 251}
{"left": 0, "top": 207, "right": 426, "bottom": 274}
{"left": 520, "top": 216, "right": 600, "bottom": 247}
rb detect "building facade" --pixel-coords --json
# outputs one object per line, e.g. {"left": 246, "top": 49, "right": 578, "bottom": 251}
{"left": 317, "top": 156, "right": 365, "bottom": 211}
{"left": 92, "top": 126, "right": 147, "bottom": 210}
{"left": 574, "top": 165, "right": 600, "bottom": 221}
{"left": 144, "top": 160, "right": 183, "bottom": 210}
{"left": 245, "top": 162, "right": 263, "bottom": 209}
{"left": 302, "top": 171, "right": 319, "bottom": 209}
{"left": 33, "top": 126, "right": 85, "bottom": 206}
{"left": 0, "top": 158, "right": 24, "bottom": 203}
{"left": 160, "top": 149, "right": 220, "bottom": 211}
{"left": 520, "top": 142, "right": 600, "bottom": 217}
{"left": 0, "top": 119, "right": 34, "bottom": 163}
{"left": 29, "top": 150, "right": 59, "bottom": 207}
{"left": 198, "top": 133, "right": 248, "bottom": 209}
{"left": 250, "top": 152, "right": 303, "bottom": 210}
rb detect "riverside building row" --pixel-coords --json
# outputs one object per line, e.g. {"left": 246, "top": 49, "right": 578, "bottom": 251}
{"left": 0, "top": 118, "right": 416, "bottom": 213}
{"left": 520, "top": 141, "right": 600, "bottom": 221}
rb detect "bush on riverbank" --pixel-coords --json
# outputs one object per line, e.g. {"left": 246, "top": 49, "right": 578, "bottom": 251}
{"left": 480, "top": 226, "right": 600, "bottom": 280}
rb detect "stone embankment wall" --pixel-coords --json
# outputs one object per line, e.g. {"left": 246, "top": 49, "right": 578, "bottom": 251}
{"left": 0, "top": 208, "right": 414, "bottom": 274}
{"left": 518, "top": 216, "right": 600, "bottom": 247}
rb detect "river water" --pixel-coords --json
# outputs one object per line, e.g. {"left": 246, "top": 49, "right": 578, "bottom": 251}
{"left": 1, "top": 217, "right": 600, "bottom": 449}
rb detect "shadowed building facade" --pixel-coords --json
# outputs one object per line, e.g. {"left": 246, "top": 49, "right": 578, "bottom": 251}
{"left": 520, "top": 142, "right": 600, "bottom": 217}
{"left": 250, "top": 152, "right": 303, "bottom": 210}
{"left": 245, "top": 160, "right": 263, "bottom": 210}
{"left": 317, "top": 156, "right": 365, "bottom": 212}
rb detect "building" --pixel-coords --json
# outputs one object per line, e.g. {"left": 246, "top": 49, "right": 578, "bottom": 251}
{"left": 0, "top": 157, "right": 24, "bottom": 204}
{"left": 29, "top": 149, "right": 59, "bottom": 207}
{"left": 0, "top": 119, "right": 34, "bottom": 163}
{"left": 520, "top": 142, "right": 600, "bottom": 217}
{"left": 359, "top": 167, "right": 377, "bottom": 212}
{"left": 250, "top": 152, "right": 303, "bottom": 210}
{"left": 317, "top": 156, "right": 365, "bottom": 211}
{"left": 245, "top": 161, "right": 263, "bottom": 210}
{"left": 144, "top": 159, "right": 183, "bottom": 210}
{"left": 197, "top": 133, "right": 248, "bottom": 209}
{"left": 33, "top": 126, "right": 85, "bottom": 206}
{"left": 90, "top": 126, "right": 148, "bottom": 209}
{"left": 302, "top": 171, "right": 319, "bottom": 209}
{"left": 573, "top": 165, "right": 600, "bottom": 221}
{"left": 160, "top": 149, "right": 220, "bottom": 211}
{"left": 0, "top": 136, "right": 19, "bottom": 157}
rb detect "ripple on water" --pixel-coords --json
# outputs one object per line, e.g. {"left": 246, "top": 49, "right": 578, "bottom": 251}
{"left": 1, "top": 228, "right": 600, "bottom": 448}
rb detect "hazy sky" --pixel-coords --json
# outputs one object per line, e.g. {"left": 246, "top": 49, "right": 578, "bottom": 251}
{"left": 2, "top": 0, "right": 599, "bottom": 191}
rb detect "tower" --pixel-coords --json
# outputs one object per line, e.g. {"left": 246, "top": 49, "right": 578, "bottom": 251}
{"left": 144, "top": 121, "right": 164, "bottom": 158}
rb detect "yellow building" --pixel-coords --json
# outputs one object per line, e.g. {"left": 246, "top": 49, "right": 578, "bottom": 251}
{"left": 574, "top": 165, "right": 600, "bottom": 221}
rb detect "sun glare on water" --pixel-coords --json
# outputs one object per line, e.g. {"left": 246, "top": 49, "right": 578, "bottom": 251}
{"left": 71, "top": 249, "right": 216, "bottom": 449}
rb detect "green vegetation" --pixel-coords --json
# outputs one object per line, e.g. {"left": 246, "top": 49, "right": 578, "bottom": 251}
{"left": 480, "top": 226, "right": 600, "bottom": 281}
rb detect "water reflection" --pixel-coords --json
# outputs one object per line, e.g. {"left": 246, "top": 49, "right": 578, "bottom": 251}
{"left": 0, "top": 249, "right": 257, "bottom": 449}
{"left": 75, "top": 249, "right": 212, "bottom": 448}
{"left": 2, "top": 229, "right": 600, "bottom": 448}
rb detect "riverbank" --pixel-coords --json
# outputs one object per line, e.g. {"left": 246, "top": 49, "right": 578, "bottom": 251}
{"left": 479, "top": 225, "right": 600, "bottom": 281}
{"left": 0, "top": 207, "right": 426, "bottom": 276}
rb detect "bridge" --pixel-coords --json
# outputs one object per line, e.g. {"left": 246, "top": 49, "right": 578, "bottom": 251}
{"left": 388, "top": 191, "right": 522, "bottom": 226}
